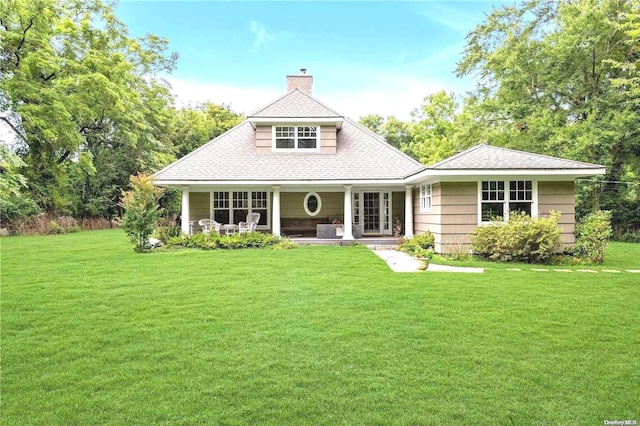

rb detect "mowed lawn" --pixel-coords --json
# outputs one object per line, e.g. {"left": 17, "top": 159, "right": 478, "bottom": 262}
{"left": 1, "top": 230, "right": 639, "bottom": 425}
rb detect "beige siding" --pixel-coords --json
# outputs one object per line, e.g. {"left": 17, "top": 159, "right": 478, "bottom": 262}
{"left": 439, "top": 182, "right": 477, "bottom": 253}
{"left": 189, "top": 192, "right": 210, "bottom": 230}
{"left": 256, "top": 125, "right": 271, "bottom": 154}
{"left": 414, "top": 182, "right": 477, "bottom": 253}
{"left": 320, "top": 125, "right": 337, "bottom": 154}
{"left": 414, "top": 183, "right": 441, "bottom": 236}
{"left": 539, "top": 181, "right": 576, "bottom": 245}
{"left": 280, "top": 192, "right": 343, "bottom": 221}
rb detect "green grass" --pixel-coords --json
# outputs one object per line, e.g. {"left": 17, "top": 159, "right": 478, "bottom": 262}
{"left": 2, "top": 230, "right": 639, "bottom": 425}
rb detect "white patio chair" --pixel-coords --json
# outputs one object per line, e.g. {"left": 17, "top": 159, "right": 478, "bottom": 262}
{"left": 198, "top": 219, "right": 221, "bottom": 235}
{"left": 238, "top": 213, "right": 260, "bottom": 234}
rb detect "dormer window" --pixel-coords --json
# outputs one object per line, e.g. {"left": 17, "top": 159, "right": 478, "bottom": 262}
{"left": 273, "top": 126, "right": 319, "bottom": 151}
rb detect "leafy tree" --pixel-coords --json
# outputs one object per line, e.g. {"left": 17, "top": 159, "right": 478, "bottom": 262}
{"left": 456, "top": 0, "right": 640, "bottom": 232}
{"left": 0, "top": 0, "right": 177, "bottom": 215}
{"left": 172, "top": 102, "right": 244, "bottom": 158}
{"left": 119, "top": 174, "right": 164, "bottom": 250}
{"left": 358, "top": 114, "right": 412, "bottom": 151}
{"left": 0, "top": 145, "right": 39, "bottom": 223}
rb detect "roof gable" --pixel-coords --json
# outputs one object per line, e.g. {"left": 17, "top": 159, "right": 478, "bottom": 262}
{"left": 248, "top": 89, "right": 343, "bottom": 119}
{"left": 431, "top": 144, "right": 603, "bottom": 170}
{"left": 153, "top": 118, "right": 425, "bottom": 183}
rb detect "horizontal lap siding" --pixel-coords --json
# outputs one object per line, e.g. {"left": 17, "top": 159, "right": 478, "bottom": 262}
{"left": 189, "top": 192, "right": 210, "bottom": 224}
{"left": 321, "top": 126, "right": 337, "bottom": 154}
{"left": 439, "top": 183, "right": 477, "bottom": 253}
{"left": 256, "top": 126, "right": 271, "bottom": 154}
{"left": 538, "top": 181, "right": 576, "bottom": 245}
{"left": 413, "top": 184, "right": 442, "bottom": 251}
{"left": 281, "top": 192, "right": 343, "bottom": 221}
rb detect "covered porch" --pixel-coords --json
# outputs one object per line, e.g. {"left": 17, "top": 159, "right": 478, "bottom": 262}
{"left": 178, "top": 184, "right": 417, "bottom": 240}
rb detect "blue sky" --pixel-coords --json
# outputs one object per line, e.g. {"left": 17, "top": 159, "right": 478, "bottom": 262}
{"left": 116, "top": 1, "right": 509, "bottom": 119}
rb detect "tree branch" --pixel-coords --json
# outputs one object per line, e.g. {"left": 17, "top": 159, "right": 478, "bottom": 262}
{"left": 0, "top": 116, "right": 29, "bottom": 143}
{"left": 57, "top": 150, "right": 71, "bottom": 165}
{"left": 14, "top": 18, "right": 34, "bottom": 68}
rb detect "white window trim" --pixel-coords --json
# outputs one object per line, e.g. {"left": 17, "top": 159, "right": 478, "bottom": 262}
{"left": 272, "top": 125, "right": 321, "bottom": 152}
{"left": 419, "top": 184, "right": 432, "bottom": 213}
{"left": 477, "top": 180, "right": 538, "bottom": 225}
{"left": 210, "top": 190, "right": 271, "bottom": 228}
{"left": 303, "top": 192, "right": 322, "bottom": 216}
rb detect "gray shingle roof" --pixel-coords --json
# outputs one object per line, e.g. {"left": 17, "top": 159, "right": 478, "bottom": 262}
{"left": 431, "top": 144, "right": 603, "bottom": 170}
{"left": 154, "top": 117, "right": 425, "bottom": 182}
{"left": 248, "top": 89, "right": 343, "bottom": 118}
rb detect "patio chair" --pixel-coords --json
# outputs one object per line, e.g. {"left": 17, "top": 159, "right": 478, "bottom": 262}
{"left": 238, "top": 213, "right": 260, "bottom": 234}
{"left": 198, "top": 219, "right": 221, "bottom": 235}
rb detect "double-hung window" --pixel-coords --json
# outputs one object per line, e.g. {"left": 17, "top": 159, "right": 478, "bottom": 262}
{"left": 420, "top": 184, "right": 432, "bottom": 213}
{"left": 480, "top": 180, "right": 534, "bottom": 223}
{"left": 212, "top": 191, "right": 268, "bottom": 226}
{"left": 274, "top": 126, "right": 318, "bottom": 150}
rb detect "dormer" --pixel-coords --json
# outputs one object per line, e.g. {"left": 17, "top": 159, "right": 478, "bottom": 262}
{"left": 248, "top": 70, "right": 344, "bottom": 154}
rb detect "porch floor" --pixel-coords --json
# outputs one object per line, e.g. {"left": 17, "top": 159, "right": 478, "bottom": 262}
{"left": 290, "top": 236, "right": 400, "bottom": 246}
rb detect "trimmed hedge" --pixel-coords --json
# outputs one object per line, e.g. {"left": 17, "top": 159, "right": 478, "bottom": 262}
{"left": 167, "top": 232, "right": 292, "bottom": 250}
{"left": 471, "top": 211, "right": 562, "bottom": 264}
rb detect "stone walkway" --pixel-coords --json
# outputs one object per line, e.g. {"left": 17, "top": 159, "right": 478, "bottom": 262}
{"left": 368, "top": 246, "right": 640, "bottom": 274}
{"left": 369, "top": 248, "right": 484, "bottom": 273}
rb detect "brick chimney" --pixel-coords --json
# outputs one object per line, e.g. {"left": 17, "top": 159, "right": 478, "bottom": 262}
{"left": 286, "top": 68, "right": 313, "bottom": 95}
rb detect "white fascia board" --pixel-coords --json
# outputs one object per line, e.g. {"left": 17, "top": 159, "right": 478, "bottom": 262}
{"left": 155, "top": 179, "right": 406, "bottom": 188}
{"left": 405, "top": 168, "right": 606, "bottom": 184}
{"left": 248, "top": 117, "right": 344, "bottom": 129}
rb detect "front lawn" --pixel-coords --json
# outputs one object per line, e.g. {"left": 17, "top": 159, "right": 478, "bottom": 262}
{"left": 2, "top": 230, "right": 638, "bottom": 424}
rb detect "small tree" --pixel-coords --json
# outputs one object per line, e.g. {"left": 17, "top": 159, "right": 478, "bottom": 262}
{"left": 119, "top": 174, "right": 164, "bottom": 251}
{"left": 575, "top": 211, "right": 612, "bottom": 264}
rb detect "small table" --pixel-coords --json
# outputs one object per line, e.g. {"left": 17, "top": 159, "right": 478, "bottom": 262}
{"left": 222, "top": 224, "right": 238, "bottom": 235}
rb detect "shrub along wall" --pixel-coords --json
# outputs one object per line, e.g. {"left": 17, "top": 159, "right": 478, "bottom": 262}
{"left": 471, "top": 212, "right": 562, "bottom": 264}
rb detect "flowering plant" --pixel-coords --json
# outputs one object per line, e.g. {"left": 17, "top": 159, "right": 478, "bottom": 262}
{"left": 413, "top": 246, "right": 434, "bottom": 259}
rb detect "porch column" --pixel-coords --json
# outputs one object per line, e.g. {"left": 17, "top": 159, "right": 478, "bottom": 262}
{"left": 404, "top": 185, "right": 414, "bottom": 238}
{"left": 272, "top": 186, "right": 281, "bottom": 236}
{"left": 343, "top": 185, "right": 354, "bottom": 240}
{"left": 181, "top": 187, "right": 191, "bottom": 235}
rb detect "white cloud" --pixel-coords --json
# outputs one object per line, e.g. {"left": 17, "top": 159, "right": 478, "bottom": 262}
{"left": 167, "top": 77, "right": 281, "bottom": 114}
{"left": 248, "top": 20, "right": 274, "bottom": 48}
{"left": 168, "top": 70, "right": 471, "bottom": 121}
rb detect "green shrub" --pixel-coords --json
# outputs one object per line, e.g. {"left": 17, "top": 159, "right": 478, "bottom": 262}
{"left": 119, "top": 174, "right": 164, "bottom": 251}
{"left": 152, "top": 226, "right": 183, "bottom": 243}
{"left": 397, "top": 231, "right": 435, "bottom": 255}
{"left": 574, "top": 211, "right": 612, "bottom": 264}
{"left": 166, "top": 232, "right": 291, "bottom": 250}
{"left": 471, "top": 211, "right": 562, "bottom": 264}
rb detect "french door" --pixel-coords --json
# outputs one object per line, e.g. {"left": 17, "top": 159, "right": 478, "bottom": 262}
{"left": 354, "top": 191, "right": 392, "bottom": 235}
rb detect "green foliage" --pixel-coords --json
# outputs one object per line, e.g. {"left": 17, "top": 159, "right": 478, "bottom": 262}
{"left": 172, "top": 102, "right": 244, "bottom": 158}
{"left": 471, "top": 212, "right": 562, "bottom": 263}
{"left": 574, "top": 210, "right": 613, "bottom": 264}
{"left": 398, "top": 231, "right": 435, "bottom": 255}
{"left": 358, "top": 114, "right": 413, "bottom": 151}
{"left": 119, "top": 174, "right": 164, "bottom": 250}
{"left": 151, "top": 225, "right": 183, "bottom": 243}
{"left": 0, "top": 146, "right": 40, "bottom": 222}
{"left": 456, "top": 0, "right": 640, "bottom": 235}
{"left": 167, "top": 231, "right": 289, "bottom": 250}
{"left": 0, "top": 0, "right": 177, "bottom": 216}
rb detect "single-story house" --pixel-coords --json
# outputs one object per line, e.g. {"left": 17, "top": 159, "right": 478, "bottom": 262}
{"left": 154, "top": 71, "right": 605, "bottom": 252}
